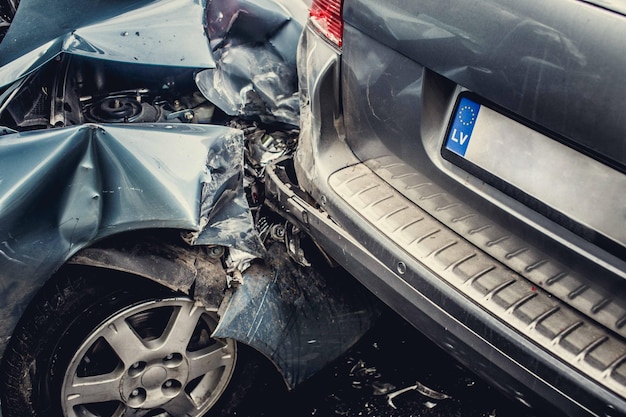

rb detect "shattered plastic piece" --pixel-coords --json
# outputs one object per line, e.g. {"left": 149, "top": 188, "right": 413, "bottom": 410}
{"left": 0, "top": 0, "right": 215, "bottom": 89}
{"left": 387, "top": 381, "right": 452, "bottom": 409}
{"left": 349, "top": 359, "right": 367, "bottom": 376}
{"left": 371, "top": 381, "right": 396, "bottom": 396}
{"left": 226, "top": 247, "right": 257, "bottom": 273}
{"left": 424, "top": 400, "right": 438, "bottom": 409}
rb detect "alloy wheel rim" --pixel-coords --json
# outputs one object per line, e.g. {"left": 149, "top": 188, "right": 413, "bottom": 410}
{"left": 60, "top": 297, "right": 236, "bottom": 417}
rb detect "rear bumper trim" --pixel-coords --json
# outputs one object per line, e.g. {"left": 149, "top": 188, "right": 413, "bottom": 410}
{"left": 265, "top": 158, "right": 626, "bottom": 416}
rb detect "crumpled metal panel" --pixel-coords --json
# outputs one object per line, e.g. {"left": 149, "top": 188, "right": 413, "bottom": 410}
{"left": 213, "top": 244, "right": 382, "bottom": 388}
{"left": 196, "top": 0, "right": 304, "bottom": 126}
{"left": 0, "top": 123, "right": 263, "bottom": 354}
{"left": 0, "top": 0, "right": 215, "bottom": 88}
{"left": 0, "top": 0, "right": 305, "bottom": 125}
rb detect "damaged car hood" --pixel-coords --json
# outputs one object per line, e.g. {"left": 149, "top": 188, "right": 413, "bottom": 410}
{"left": 0, "top": 0, "right": 216, "bottom": 88}
{"left": 0, "top": 0, "right": 304, "bottom": 126}
{"left": 0, "top": 0, "right": 304, "bottom": 354}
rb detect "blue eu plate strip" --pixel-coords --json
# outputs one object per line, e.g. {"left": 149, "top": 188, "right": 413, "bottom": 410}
{"left": 446, "top": 97, "right": 481, "bottom": 157}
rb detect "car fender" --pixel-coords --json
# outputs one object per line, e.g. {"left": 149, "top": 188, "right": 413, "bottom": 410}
{"left": 0, "top": 123, "right": 261, "bottom": 359}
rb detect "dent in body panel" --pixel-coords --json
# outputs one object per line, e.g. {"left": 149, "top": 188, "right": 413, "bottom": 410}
{"left": 0, "top": 0, "right": 305, "bottom": 128}
{"left": 294, "top": 27, "right": 356, "bottom": 198}
{"left": 196, "top": 0, "right": 304, "bottom": 126}
{"left": 0, "top": 124, "right": 261, "bottom": 358}
{"left": 0, "top": 0, "right": 215, "bottom": 88}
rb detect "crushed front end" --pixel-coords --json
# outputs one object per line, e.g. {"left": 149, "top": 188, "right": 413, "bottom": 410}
{"left": 0, "top": 1, "right": 382, "bottom": 416}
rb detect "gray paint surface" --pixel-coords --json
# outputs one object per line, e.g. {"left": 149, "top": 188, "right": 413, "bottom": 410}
{"left": 196, "top": 0, "right": 303, "bottom": 126}
{"left": 0, "top": 0, "right": 216, "bottom": 88}
{"left": 0, "top": 123, "right": 261, "bottom": 357}
{"left": 214, "top": 244, "right": 381, "bottom": 388}
{"left": 344, "top": 0, "right": 626, "bottom": 169}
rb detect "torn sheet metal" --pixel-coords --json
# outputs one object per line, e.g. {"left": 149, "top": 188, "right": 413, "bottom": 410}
{"left": 213, "top": 244, "right": 382, "bottom": 388}
{"left": 0, "top": 0, "right": 215, "bottom": 89}
{"left": 0, "top": 122, "right": 263, "bottom": 356}
{"left": 196, "top": 0, "right": 304, "bottom": 126}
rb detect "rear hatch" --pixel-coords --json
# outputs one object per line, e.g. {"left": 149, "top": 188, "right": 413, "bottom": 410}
{"left": 341, "top": 0, "right": 626, "bottom": 262}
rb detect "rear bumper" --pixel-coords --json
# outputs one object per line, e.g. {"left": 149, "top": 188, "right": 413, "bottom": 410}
{"left": 266, "top": 158, "right": 622, "bottom": 416}
{"left": 284, "top": 24, "right": 626, "bottom": 417}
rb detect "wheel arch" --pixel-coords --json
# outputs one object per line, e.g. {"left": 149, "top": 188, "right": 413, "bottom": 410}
{"left": 65, "top": 230, "right": 230, "bottom": 308}
{"left": 0, "top": 230, "right": 254, "bottom": 417}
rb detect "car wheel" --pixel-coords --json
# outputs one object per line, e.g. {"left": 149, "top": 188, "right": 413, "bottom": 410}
{"left": 1, "top": 270, "right": 250, "bottom": 417}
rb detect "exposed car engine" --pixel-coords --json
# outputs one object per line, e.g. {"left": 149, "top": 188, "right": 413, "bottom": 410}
{"left": 1, "top": 56, "right": 218, "bottom": 129}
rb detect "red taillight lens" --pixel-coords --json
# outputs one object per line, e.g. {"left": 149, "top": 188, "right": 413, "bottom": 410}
{"left": 310, "top": 0, "right": 344, "bottom": 48}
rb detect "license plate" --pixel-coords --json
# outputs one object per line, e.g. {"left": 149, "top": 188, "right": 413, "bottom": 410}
{"left": 442, "top": 95, "right": 552, "bottom": 177}
{"left": 441, "top": 94, "right": 626, "bottom": 253}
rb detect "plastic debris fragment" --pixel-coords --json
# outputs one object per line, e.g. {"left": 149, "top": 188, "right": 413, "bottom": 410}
{"left": 387, "top": 380, "right": 452, "bottom": 409}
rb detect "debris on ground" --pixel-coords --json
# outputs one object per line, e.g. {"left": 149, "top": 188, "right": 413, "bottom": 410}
{"left": 387, "top": 380, "right": 452, "bottom": 410}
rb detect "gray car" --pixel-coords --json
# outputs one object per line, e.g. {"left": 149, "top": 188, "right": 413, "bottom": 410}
{"left": 264, "top": 0, "right": 626, "bottom": 416}
{"left": 0, "top": 1, "right": 382, "bottom": 416}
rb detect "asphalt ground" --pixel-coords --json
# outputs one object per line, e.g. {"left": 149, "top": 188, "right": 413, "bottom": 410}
{"left": 233, "top": 308, "right": 542, "bottom": 417}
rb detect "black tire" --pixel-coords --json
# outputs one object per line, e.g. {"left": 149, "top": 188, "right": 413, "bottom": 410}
{"left": 0, "top": 268, "right": 262, "bottom": 417}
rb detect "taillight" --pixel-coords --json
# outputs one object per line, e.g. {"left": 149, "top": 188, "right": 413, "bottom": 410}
{"left": 310, "top": 0, "right": 344, "bottom": 48}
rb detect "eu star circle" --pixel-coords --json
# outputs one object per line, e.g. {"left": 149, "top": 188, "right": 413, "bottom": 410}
{"left": 457, "top": 105, "right": 476, "bottom": 126}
